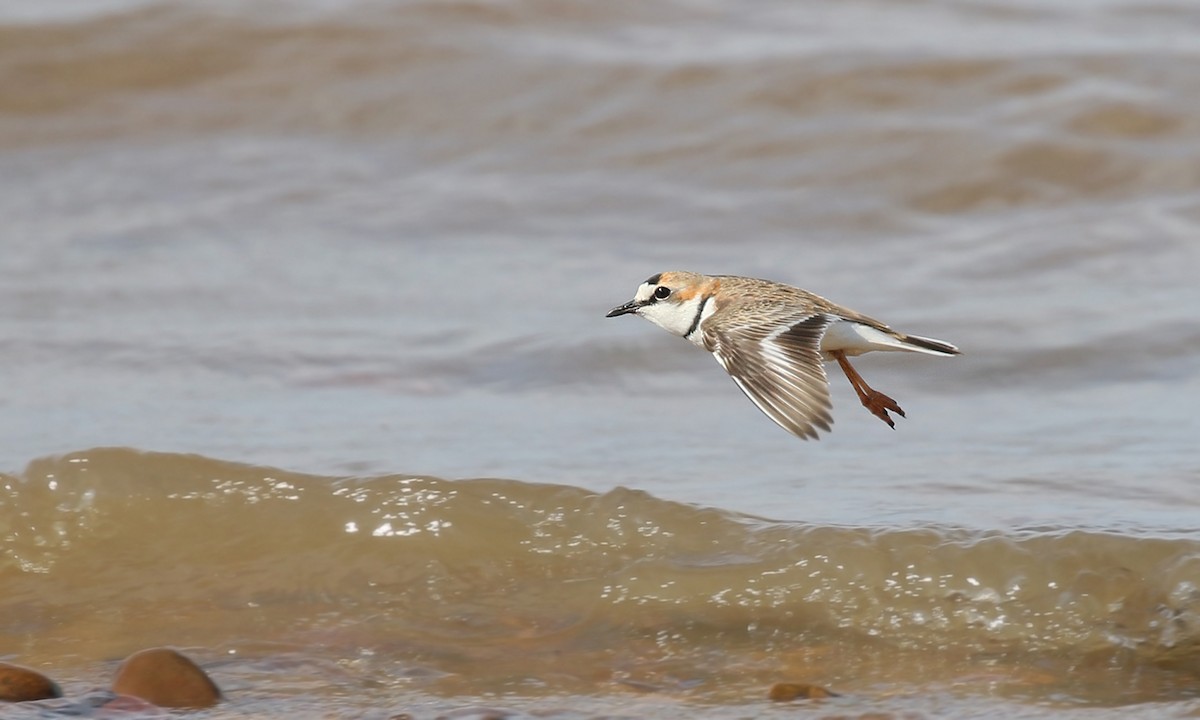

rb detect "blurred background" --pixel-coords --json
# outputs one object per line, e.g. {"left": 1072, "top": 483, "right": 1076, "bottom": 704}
{"left": 2, "top": 1, "right": 1200, "bottom": 716}
{"left": 2, "top": 0, "right": 1197, "bottom": 525}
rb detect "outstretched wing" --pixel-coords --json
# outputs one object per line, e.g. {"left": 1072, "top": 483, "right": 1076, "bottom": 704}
{"left": 706, "top": 313, "right": 835, "bottom": 440}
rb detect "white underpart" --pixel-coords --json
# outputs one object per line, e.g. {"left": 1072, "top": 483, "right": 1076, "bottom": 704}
{"left": 820, "top": 319, "right": 944, "bottom": 357}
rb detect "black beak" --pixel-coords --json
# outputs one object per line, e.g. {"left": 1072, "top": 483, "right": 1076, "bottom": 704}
{"left": 605, "top": 300, "right": 641, "bottom": 318}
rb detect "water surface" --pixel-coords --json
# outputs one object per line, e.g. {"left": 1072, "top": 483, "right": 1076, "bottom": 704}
{"left": 2, "top": 0, "right": 1199, "bottom": 717}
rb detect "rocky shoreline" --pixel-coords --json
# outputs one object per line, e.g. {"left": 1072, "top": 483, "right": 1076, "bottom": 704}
{"left": 0, "top": 648, "right": 219, "bottom": 710}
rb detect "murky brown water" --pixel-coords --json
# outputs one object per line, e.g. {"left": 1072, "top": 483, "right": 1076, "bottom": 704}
{"left": 2, "top": 1, "right": 1200, "bottom": 717}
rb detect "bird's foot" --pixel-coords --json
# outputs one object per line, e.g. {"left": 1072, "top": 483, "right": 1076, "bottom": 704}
{"left": 861, "top": 390, "right": 905, "bottom": 429}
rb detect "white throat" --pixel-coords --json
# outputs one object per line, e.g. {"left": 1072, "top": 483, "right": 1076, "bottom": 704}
{"left": 640, "top": 294, "right": 715, "bottom": 347}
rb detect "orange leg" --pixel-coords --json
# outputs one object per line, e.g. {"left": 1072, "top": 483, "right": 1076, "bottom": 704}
{"left": 832, "top": 351, "right": 906, "bottom": 429}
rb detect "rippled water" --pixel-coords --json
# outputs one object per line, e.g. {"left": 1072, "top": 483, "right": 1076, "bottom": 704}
{"left": 5, "top": 449, "right": 1200, "bottom": 718}
{"left": 2, "top": 0, "right": 1199, "bottom": 717}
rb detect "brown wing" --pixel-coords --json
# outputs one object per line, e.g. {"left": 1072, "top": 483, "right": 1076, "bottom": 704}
{"left": 705, "top": 313, "right": 835, "bottom": 440}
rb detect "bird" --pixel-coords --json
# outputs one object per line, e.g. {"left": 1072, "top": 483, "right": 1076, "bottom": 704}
{"left": 605, "top": 271, "right": 960, "bottom": 440}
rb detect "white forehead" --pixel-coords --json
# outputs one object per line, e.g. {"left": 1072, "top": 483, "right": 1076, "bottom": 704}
{"left": 632, "top": 281, "right": 658, "bottom": 302}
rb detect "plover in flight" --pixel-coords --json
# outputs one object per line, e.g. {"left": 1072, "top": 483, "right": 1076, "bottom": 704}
{"left": 606, "top": 271, "right": 960, "bottom": 439}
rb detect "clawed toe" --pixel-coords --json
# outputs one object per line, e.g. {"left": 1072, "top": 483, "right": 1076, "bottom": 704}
{"left": 832, "top": 350, "right": 908, "bottom": 430}
{"left": 862, "top": 390, "right": 905, "bottom": 429}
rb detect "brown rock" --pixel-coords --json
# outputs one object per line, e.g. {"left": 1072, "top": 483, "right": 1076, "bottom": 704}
{"left": 768, "top": 681, "right": 839, "bottom": 701}
{"left": 0, "top": 662, "right": 62, "bottom": 702}
{"left": 111, "top": 647, "right": 220, "bottom": 709}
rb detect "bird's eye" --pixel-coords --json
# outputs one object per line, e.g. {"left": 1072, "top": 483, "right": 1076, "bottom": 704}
{"left": 654, "top": 286, "right": 671, "bottom": 300}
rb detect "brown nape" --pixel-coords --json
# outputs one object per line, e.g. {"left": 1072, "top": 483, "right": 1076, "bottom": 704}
{"left": 831, "top": 351, "right": 906, "bottom": 428}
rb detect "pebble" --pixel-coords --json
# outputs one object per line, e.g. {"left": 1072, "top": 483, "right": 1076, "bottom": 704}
{"left": 768, "top": 681, "right": 839, "bottom": 701}
{"left": 0, "top": 662, "right": 62, "bottom": 702}
{"left": 111, "top": 647, "right": 221, "bottom": 709}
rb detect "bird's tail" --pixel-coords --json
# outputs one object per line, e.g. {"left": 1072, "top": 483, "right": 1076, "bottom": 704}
{"left": 898, "top": 333, "right": 960, "bottom": 356}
